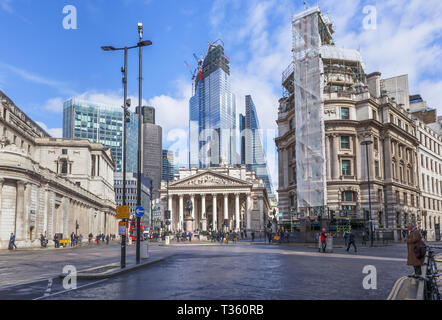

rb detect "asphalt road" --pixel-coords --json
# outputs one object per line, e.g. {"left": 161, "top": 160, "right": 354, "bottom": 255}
{"left": 21, "top": 242, "right": 414, "bottom": 300}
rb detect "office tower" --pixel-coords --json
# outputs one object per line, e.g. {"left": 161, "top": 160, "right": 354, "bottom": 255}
{"left": 162, "top": 149, "right": 178, "bottom": 181}
{"left": 189, "top": 43, "right": 237, "bottom": 168}
{"left": 139, "top": 106, "right": 162, "bottom": 199}
{"left": 240, "top": 95, "right": 275, "bottom": 197}
{"left": 63, "top": 98, "right": 138, "bottom": 172}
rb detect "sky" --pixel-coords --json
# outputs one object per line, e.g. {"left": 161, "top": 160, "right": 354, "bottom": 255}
{"left": 1, "top": 0, "right": 442, "bottom": 192}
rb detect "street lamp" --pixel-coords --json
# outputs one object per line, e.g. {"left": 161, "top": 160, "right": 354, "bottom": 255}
{"left": 361, "top": 139, "right": 374, "bottom": 247}
{"left": 136, "top": 22, "right": 152, "bottom": 265}
{"left": 163, "top": 154, "right": 171, "bottom": 235}
{"left": 101, "top": 29, "right": 152, "bottom": 268}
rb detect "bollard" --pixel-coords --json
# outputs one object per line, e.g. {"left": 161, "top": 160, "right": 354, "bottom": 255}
{"left": 165, "top": 235, "right": 170, "bottom": 245}
{"left": 326, "top": 236, "right": 333, "bottom": 253}
{"left": 141, "top": 240, "right": 149, "bottom": 259}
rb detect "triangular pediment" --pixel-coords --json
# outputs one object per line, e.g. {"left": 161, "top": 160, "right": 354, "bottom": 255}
{"left": 170, "top": 170, "right": 251, "bottom": 188}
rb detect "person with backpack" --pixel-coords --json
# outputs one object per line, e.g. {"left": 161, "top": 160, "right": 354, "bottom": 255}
{"left": 405, "top": 223, "right": 425, "bottom": 276}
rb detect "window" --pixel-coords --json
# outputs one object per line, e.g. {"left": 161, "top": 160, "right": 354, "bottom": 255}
{"left": 62, "top": 149, "right": 68, "bottom": 155}
{"left": 341, "top": 107, "right": 349, "bottom": 120}
{"left": 342, "top": 160, "right": 351, "bottom": 176}
{"left": 398, "top": 119, "right": 402, "bottom": 128}
{"left": 374, "top": 137, "right": 378, "bottom": 151}
{"left": 374, "top": 161, "right": 380, "bottom": 178}
{"left": 289, "top": 118, "right": 294, "bottom": 130}
{"left": 61, "top": 160, "right": 68, "bottom": 174}
{"left": 341, "top": 136, "right": 350, "bottom": 149}
{"left": 341, "top": 191, "right": 357, "bottom": 202}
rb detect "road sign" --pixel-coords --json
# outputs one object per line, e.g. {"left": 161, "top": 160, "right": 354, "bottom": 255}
{"left": 135, "top": 206, "right": 145, "bottom": 218}
{"left": 117, "top": 205, "right": 130, "bottom": 219}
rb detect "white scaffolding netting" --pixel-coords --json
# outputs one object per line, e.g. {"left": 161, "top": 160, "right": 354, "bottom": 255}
{"left": 293, "top": 10, "right": 327, "bottom": 215}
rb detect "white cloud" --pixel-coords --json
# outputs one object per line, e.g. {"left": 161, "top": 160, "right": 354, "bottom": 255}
{"left": 320, "top": 0, "right": 442, "bottom": 113}
{"left": 43, "top": 97, "right": 64, "bottom": 113}
{"left": 0, "top": 0, "right": 13, "bottom": 13}
{"left": 36, "top": 121, "right": 62, "bottom": 138}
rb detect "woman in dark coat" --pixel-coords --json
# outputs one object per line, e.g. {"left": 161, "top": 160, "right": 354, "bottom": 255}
{"left": 406, "top": 224, "right": 425, "bottom": 275}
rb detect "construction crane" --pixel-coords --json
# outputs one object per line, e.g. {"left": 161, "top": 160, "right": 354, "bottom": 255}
{"left": 184, "top": 61, "right": 197, "bottom": 95}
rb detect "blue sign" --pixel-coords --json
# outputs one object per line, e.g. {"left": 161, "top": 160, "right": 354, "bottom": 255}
{"left": 135, "top": 206, "right": 145, "bottom": 218}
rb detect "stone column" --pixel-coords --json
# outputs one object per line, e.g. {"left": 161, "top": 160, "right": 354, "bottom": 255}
{"left": 0, "top": 179, "right": 4, "bottom": 230}
{"left": 235, "top": 193, "right": 240, "bottom": 231}
{"left": 15, "top": 181, "right": 27, "bottom": 241}
{"left": 212, "top": 194, "right": 217, "bottom": 230}
{"left": 355, "top": 135, "right": 362, "bottom": 179}
{"left": 168, "top": 195, "right": 173, "bottom": 230}
{"left": 326, "top": 135, "right": 331, "bottom": 180}
{"left": 201, "top": 194, "right": 207, "bottom": 231}
{"left": 224, "top": 193, "right": 229, "bottom": 229}
{"left": 191, "top": 195, "right": 195, "bottom": 220}
{"left": 332, "top": 134, "right": 340, "bottom": 179}
{"left": 246, "top": 194, "right": 251, "bottom": 230}
{"left": 179, "top": 195, "right": 184, "bottom": 231}
{"left": 259, "top": 197, "right": 264, "bottom": 231}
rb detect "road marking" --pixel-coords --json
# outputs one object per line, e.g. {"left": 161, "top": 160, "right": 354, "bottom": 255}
{"left": 43, "top": 278, "right": 53, "bottom": 296}
{"left": 277, "top": 250, "right": 406, "bottom": 262}
{"left": 33, "top": 278, "right": 109, "bottom": 300}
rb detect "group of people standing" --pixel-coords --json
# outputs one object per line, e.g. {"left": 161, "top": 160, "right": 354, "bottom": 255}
{"left": 209, "top": 230, "right": 239, "bottom": 244}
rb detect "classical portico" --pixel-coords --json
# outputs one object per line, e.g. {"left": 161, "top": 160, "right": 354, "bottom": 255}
{"left": 159, "top": 166, "right": 270, "bottom": 233}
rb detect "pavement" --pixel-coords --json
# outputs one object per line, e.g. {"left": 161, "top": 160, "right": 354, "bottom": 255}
{"left": 0, "top": 239, "right": 418, "bottom": 300}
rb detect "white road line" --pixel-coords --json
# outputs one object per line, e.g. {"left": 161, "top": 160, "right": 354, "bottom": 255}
{"left": 43, "top": 278, "right": 53, "bottom": 296}
{"left": 277, "top": 249, "right": 406, "bottom": 262}
{"left": 33, "top": 278, "right": 109, "bottom": 300}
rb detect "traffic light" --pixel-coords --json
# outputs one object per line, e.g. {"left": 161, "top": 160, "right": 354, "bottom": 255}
{"left": 330, "top": 210, "right": 336, "bottom": 223}
{"left": 165, "top": 210, "right": 170, "bottom": 220}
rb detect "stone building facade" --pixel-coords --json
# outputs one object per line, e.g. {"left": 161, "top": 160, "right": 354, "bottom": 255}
{"left": 158, "top": 166, "right": 270, "bottom": 233}
{"left": 276, "top": 9, "right": 421, "bottom": 240}
{"left": 415, "top": 119, "right": 442, "bottom": 241}
{"left": 0, "top": 91, "right": 117, "bottom": 248}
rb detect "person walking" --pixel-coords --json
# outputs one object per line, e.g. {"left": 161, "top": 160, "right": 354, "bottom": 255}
{"left": 346, "top": 229, "right": 357, "bottom": 252}
{"left": 106, "top": 234, "right": 110, "bottom": 245}
{"left": 9, "top": 233, "right": 17, "bottom": 250}
{"left": 88, "top": 233, "right": 93, "bottom": 244}
{"left": 343, "top": 230, "right": 349, "bottom": 247}
{"left": 251, "top": 231, "right": 255, "bottom": 242}
{"left": 405, "top": 223, "right": 425, "bottom": 276}
{"left": 188, "top": 231, "right": 192, "bottom": 242}
{"left": 320, "top": 228, "right": 327, "bottom": 253}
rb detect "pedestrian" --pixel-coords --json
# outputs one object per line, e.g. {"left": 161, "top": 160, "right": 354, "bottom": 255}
{"left": 176, "top": 231, "right": 180, "bottom": 242}
{"left": 320, "top": 228, "right": 327, "bottom": 253}
{"left": 251, "top": 231, "right": 255, "bottom": 242}
{"left": 9, "top": 233, "right": 17, "bottom": 250}
{"left": 53, "top": 233, "right": 59, "bottom": 248}
{"left": 361, "top": 231, "right": 367, "bottom": 246}
{"left": 286, "top": 231, "right": 290, "bottom": 243}
{"left": 405, "top": 223, "right": 425, "bottom": 276}
{"left": 101, "top": 233, "right": 105, "bottom": 243}
{"left": 343, "top": 230, "right": 349, "bottom": 247}
{"left": 188, "top": 231, "right": 192, "bottom": 242}
{"left": 106, "top": 234, "right": 110, "bottom": 245}
{"left": 422, "top": 230, "right": 427, "bottom": 241}
{"left": 40, "top": 234, "right": 47, "bottom": 248}
{"left": 346, "top": 229, "right": 357, "bottom": 252}
{"left": 88, "top": 233, "right": 93, "bottom": 244}
{"left": 267, "top": 230, "right": 272, "bottom": 244}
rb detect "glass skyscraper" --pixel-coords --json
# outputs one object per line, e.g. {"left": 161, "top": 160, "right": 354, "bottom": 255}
{"left": 162, "top": 149, "right": 178, "bottom": 181}
{"left": 63, "top": 98, "right": 138, "bottom": 172}
{"left": 189, "top": 44, "right": 237, "bottom": 168}
{"left": 240, "top": 95, "right": 275, "bottom": 197}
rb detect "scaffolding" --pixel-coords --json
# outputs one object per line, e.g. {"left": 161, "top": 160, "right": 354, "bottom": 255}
{"left": 292, "top": 7, "right": 327, "bottom": 216}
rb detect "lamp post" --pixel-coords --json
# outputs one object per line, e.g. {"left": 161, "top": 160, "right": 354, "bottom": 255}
{"left": 163, "top": 154, "right": 171, "bottom": 235}
{"left": 361, "top": 139, "right": 374, "bottom": 247}
{"left": 136, "top": 22, "right": 152, "bottom": 264}
{"left": 101, "top": 33, "right": 152, "bottom": 268}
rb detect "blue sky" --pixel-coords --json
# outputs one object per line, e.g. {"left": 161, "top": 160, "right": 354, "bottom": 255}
{"left": 1, "top": 0, "right": 442, "bottom": 190}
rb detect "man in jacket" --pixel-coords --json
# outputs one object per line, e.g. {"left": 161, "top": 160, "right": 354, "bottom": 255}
{"left": 346, "top": 229, "right": 357, "bottom": 252}
{"left": 405, "top": 223, "right": 425, "bottom": 276}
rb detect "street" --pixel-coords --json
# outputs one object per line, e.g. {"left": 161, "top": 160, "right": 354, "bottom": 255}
{"left": 0, "top": 241, "right": 415, "bottom": 300}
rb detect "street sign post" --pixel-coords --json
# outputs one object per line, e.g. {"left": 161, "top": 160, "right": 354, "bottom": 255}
{"left": 135, "top": 206, "right": 145, "bottom": 217}
{"left": 135, "top": 206, "right": 144, "bottom": 264}
{"left": 117, "top": 206, "right": 130, "bottom": 219}
{"left": 118, "top": 221, "right": 127, "bottom": 236}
